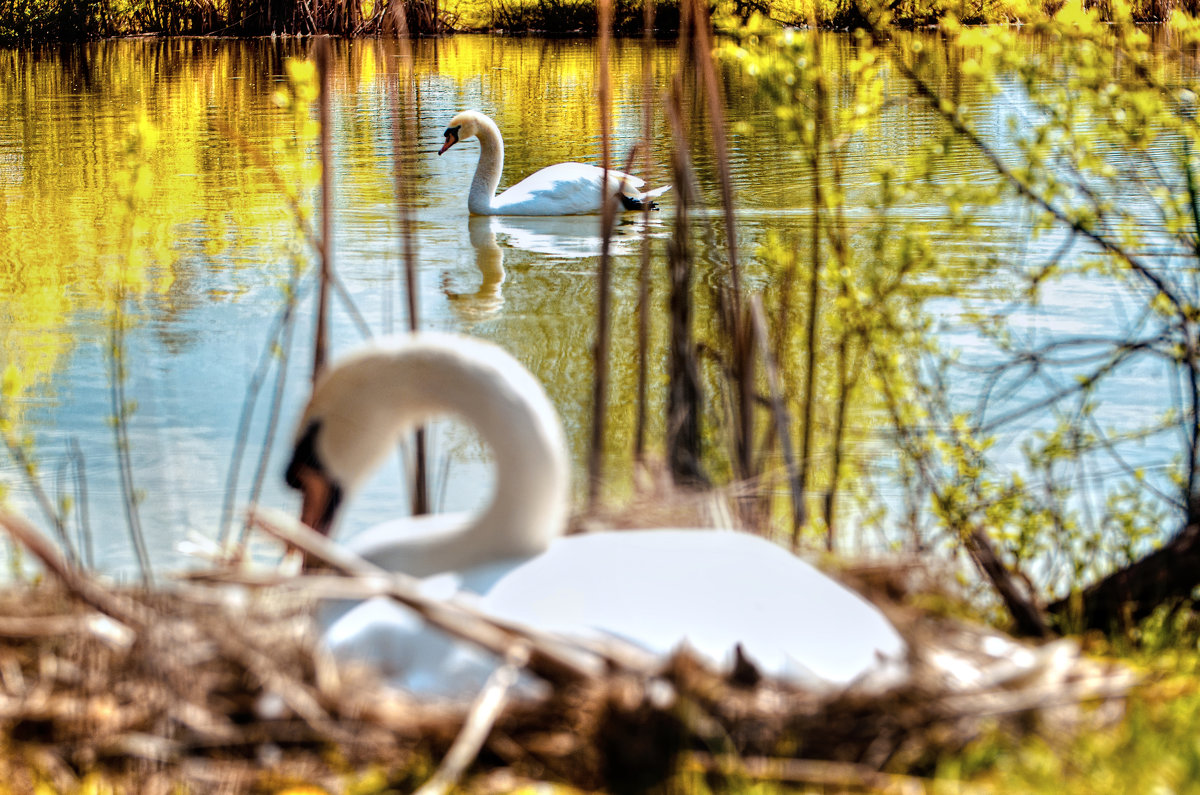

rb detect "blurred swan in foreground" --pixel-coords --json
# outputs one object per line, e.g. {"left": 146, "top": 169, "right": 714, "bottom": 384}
{"left": 285, "top": 332, "right": 906, "bottom": 699}
{"left": 438, "top": 109, "right": 670, "bottom": 216}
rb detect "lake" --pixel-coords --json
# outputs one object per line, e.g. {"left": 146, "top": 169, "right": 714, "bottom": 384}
{"left": 0, "top": 32, "right": 1183, "bottom": 581}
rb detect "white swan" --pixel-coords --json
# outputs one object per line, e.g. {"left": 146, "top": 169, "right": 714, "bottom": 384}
{"left": 438, "top": 110, "right": 671, "bottom": 216}
{"left": 286, "top": 333, "right": 906, "bottom": 699}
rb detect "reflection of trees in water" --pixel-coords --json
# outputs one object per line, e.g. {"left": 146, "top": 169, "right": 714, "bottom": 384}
{"left": 1, "top": 39, "right": 328, "bottom": 400}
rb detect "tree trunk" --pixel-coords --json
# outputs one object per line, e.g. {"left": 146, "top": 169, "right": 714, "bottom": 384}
{"left": 1048, "top": 521, "right": 1200, "bottom": 632}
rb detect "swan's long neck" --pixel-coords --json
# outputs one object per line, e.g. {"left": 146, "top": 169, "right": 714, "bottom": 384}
{"left": 467, "top": 116, "right": 504, "bottom": 215}
{"left": 321, "top": 337, "right": 569, "bottom": 576}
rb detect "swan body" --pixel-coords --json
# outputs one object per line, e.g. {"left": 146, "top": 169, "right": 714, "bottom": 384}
{"left": 438, "top": 110, "right": 671, "bottom": 216}
{"left": 287, "top": 333, "right": 906, "bottom": 699}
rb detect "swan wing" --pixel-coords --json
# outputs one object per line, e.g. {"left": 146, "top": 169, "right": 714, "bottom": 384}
{"left": 323, "top": 596, "right": 545, "bottom": 699}
{"left": 481, "top": 530, "right": 907, "bottom": 690}
{"left": 341, "top": 512, "right": 473, "bottom": 575}
{"left": 491, "top": 162, "right": 649, "bottom": 216}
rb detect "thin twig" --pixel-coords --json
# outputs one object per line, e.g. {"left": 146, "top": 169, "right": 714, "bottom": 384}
{"left": 0, "top": 612, "right": 134, "bottom": 650}
{"left": 1, "top": 432, "right": 77, "bottom": 566}
{"left": 823, "top": 341, "right": 861, "bottom": 545}
{"left": 588, "top": 0, "right": 615, "bottom": 511}
{"left": 748, "top": 298, "right": 805, "bottom": 543}
{"left": 684, "top": 753, "right": 960, "bottom": 795}
{"left": 634, "top": 0, "right": 656, "bottom": 465}
{"left": 247, "top": 507, "right": 648, "bottom": 686}
{"left": 388, "top": 29, "right": 430, "bottom": 517}
{"left": 874, "top": 363, "right": 1053, "bottom": 638}
{"left": 413, "top": 643, "right": 531, "bottom": 795}
{"left": 312, "top": 35, "right": 334, "bottom": 382}
{"left": 0, "top": 510, "right": 151, "bottom": 629}
{"left": 879, "top": 20, "right": 1189, "bottom": 315}
{"left": 106, "top": 309, "right": 152, "bottom": 582}
{"left": 67, "top": 438, "right": 93, "bottom": 570}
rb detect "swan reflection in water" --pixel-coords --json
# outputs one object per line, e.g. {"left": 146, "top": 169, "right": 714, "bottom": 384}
{"left": 443, "top": 217, "right": 507, "bottom": 319}
{"left": 443, "top": 215, "right": 669, "bottom": 320}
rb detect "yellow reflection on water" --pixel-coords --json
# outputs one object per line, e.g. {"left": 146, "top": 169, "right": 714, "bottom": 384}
{"left": 0, "top": 33, "right": 986, "bottom": 571}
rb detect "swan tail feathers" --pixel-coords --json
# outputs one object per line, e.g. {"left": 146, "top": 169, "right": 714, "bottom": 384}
{"left": 618, "top": 184, "right": 672, "bottom": 212}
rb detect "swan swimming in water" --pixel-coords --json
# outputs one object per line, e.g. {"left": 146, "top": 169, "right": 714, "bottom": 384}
{"left": 438, "top": 109, "right": 671, "bottom": 216}
{"left": 286, "top": 333, "right": 906, "bottom": 699}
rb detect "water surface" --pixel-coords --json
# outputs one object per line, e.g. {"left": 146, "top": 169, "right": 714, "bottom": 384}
{"left": 0, "top": 34, "right": 1176, "bottom": 578}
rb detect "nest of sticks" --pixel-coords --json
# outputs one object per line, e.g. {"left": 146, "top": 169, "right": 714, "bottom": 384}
{"left": 0, "top": 508, "right": 1137, "bottom": 793}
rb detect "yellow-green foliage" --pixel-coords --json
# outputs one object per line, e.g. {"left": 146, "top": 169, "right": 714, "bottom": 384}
{"left": 718, "top": 15, "right": 967, "bottom": 543}
{"left": 272, "top": 57, "right": 322, "bottom": 224}
{"left": 942, "top": 608, "right": 1200, "bottom": 792}
{"left": 717, "top": 0, "right": 1200, "bottom": 601}
{"left": 913, "top": 0, "right": 1200, "bottom": 592}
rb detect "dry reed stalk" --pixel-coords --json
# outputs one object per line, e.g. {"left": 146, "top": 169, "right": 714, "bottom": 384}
{"left": 412, "top": 643, "right": 530, "bottom": 795}
{"left": 663, "top": 77, "right": 705, "bottom": 486}
{"left": 312, "top": 35, "right": 334, "bottom": 382}
{"left": 748, "top": 297, "right": 805, "bottom": 543}
{"left": 686, "top": 0, "right": 740, "bottom": 307}
{"left": 673, "top": 0, "right": 769, "bottom": 519}
{"left": 691, "top": 3, "right": 755, "bottom": 490}
{"left": 386, "top": 28, "right": 430, "bottom": 517}
{"left": 588, "top": 0, "right": 616, "bottom": 511}
{"left": 634, "top": 0, "right": 656, "bottom": 464}
{"left": 1, "top": 434, "right": 77, "bottom": 567}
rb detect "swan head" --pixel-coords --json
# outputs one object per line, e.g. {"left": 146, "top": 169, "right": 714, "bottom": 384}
{"left": 438, "top": 110, "right": 489, "bottom": 156}
{"left": 285, "top": 346, "right": 407, "bottom": 536}
{"left": 285, "top": 333, "right": 571, "bottom": 546}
